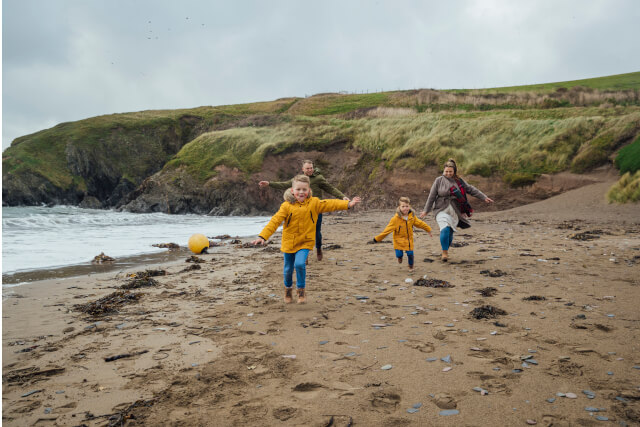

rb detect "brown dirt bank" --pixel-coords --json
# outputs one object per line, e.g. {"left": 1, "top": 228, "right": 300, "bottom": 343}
{"left": 120, "top": 147, "right": 611, "bottom": 216}
{"left": 3, "top": 180, "right": 639, "bottom": 426}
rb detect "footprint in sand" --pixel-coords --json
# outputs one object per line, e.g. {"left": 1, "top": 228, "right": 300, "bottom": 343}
{"left": 403, "top": 339, "right": 435, "bottom": 353}
{"left": 272, "top": 406, "right": 298, "bottom": 421}
{"left": 369, "top": 389, "right": 402, "bottom": 413}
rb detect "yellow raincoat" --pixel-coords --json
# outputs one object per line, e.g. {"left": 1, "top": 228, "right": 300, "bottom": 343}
{"left": 374, "top": 209, "right": 431, "bottom": 251}
{"left": 259, "top": 196, "right": 349, "bottom": 253}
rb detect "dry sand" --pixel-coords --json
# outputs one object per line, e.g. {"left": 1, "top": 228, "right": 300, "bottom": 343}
{"left": 3, "top": 180, "right": 640, "bottom": 426}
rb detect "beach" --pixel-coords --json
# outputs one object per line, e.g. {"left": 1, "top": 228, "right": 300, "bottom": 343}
{"left": 3, "top": 181, "right": 640, "bottom": 426}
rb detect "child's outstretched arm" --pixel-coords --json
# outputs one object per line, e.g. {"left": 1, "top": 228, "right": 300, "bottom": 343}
{"left": 373, "top": 216, "right": 396, "bottom": 243}
{"left": 414, "top": 217, "right": 433, "bottom": 237}
{"left": 316, "top": 196, "right": 361, "bottom": 214}
{"left": 251, "top": 203, "right": 289, "bottom": 245}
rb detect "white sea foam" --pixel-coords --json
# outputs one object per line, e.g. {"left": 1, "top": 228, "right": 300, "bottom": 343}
{"left": 2, "top": 206, "right": 269, "bottom": 275}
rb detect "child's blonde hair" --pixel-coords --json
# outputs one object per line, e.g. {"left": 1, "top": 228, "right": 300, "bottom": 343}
{"left": 293, "top": 174, "right": 310, "bottom": 186}
{"left": 398, "top": 196, "right": 411, "bottom": 206}
{"left": 284, "top": 175, "right": 312, "bottom": 203}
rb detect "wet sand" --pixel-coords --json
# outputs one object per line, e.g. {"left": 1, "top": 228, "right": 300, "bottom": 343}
{"left": 3, "top": 181, "right": 640, "bottom": 426}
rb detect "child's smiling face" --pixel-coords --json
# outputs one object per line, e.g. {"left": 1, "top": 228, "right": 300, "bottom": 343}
{"left": 399, "top": 201, "right": 411, "bottom": 215}
{"left": 292, "top": 181, "right": 310, "bottom": 203}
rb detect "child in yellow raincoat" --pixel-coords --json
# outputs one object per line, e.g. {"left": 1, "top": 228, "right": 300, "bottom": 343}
{"left": 252, "top": 175, "right": 361, "bottom": 303}
{"left": 372, "top": 197, "right": 432, "bottom": 271}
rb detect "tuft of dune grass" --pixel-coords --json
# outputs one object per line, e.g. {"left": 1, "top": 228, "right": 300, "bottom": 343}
{"left": 607, "top": 171, "right": 640, "bottom": 203}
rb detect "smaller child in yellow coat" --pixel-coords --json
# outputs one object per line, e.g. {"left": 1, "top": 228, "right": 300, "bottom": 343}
{"left": 372, "top": 197, "right": 432, "bottom": 271}
{"left": 252, "top": 175, "right": 361, "bottom": 303}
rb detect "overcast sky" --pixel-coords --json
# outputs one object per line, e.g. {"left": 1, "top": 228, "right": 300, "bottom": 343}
{"left": 3, "top": 0, "right": 640, "bottom": 151}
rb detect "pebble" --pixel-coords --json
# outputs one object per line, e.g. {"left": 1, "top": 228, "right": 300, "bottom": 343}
{"left": 470, "top": 347, "right": 482, "bottom": 351}
{"left": 21, "top": 390, "right": 42, "bottom": 397}
{"left": 565, "top": 393, "right": 578, "bottom": 399}
{"left": 490, "top": 331, "right": 498, "bottom": 335}
{"left": 585, "top": 407, "right": 604, "bottom": 412}
{"left": 442, "top": 367, "right": 452, "bottom": 372}
{"left": 582, "top": 390, "right": 596, "bottom": 398}
{"left": 319, "top": 340, "right": 329, "bottom": 345}
{"left": 381, "top": 364, "right": 393, "bottom": 370}
{"left": 477, "top": 338, "right": 487, "bottom": 341}
{"left": 607, "top": 314, "right": 615, "bottom": 318}
{"left": 607, "top": 371, "right": 613, "bottom": 375}
{"left": 439, "top": 409, "right": 459, "bottom": 416}
{"left": 405, "top": 278, "right": 414, "bottom": 284}
{"left": 282, "top": 354, "right": 296, "bottom": 359}
{"left": 345, "top": 352, "right": 357, "bottom": 357}
{"left": 556, "top": 393, "right": 566, "bottom": 397}
{"left": 547, "top": 398, "right": 556, "bottom": 403}
{"left": 426, "top": 357, "right": 438, "bottom": 362}
{"left": 413, "top": 403, "right": 423, "bottom": 409}
{"left": 424, "top": 321, "right": 433, "bottom": 324}
{"left": 522, "top": 362, "right": 529, "bottom": 368}
{"left": 527, "top": 420, "right": 537, "bottom": 425}
{"left": 595, "top": 416, "right": 609, "bottom": 421}
{"left": 521, "top": 355, "right": 533, "bottom": 360}
{"left": 55, "top": 390, "right": 65, "bottom": 394}
{"left": 512, "top": 369, "right": 522, "bottom": 373}
{"left": 407, "top": 408, "right": 419, "bottom": 414}
{"left": 633, "top": 366, "right": 640, "bottom": 370}
{"left": 44, "top": 407, "right": 52, "bottom": 414}
{"left": 441, "top": 355, "right": 452, "bottom": 363}
{"left": 528, "top": 349, "right": 537, "bottom": 353}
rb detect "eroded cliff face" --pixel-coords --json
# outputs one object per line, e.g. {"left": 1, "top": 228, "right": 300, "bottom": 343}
{"left": 118, "top": 146, "right": 601, "bottom": 216}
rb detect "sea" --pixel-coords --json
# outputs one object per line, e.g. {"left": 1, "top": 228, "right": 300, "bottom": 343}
{"left": 2, "top": 206, "right": 270, "bottom": 286}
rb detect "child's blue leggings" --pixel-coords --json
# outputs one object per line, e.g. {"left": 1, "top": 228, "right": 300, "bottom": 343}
{"left": 440, "top": 226, "right": 454, "bottom": 250}
{"left": 283, "top": 249, "right": 310, "bottom": 289}
{"left": 395, "top": 249, "right": 414, "bottom": 266}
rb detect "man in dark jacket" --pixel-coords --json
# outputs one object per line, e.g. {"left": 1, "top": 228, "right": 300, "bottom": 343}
{"left": 259, "top": 160, "right": 349, "bottom": 261}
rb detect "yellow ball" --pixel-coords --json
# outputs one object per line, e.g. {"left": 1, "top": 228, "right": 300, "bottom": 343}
{"left": 188, "top": 233, "right": 209, "bottom": 254}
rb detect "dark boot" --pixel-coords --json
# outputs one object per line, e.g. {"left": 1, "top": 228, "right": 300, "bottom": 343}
{"left": 284, "top": 287, "right": 293, "bottom": 303}
{"left": 316, "top": 247, "right": 323, "bottom": 261}
{"left": 297, "top": 288, "right": 306, "bottom": 304}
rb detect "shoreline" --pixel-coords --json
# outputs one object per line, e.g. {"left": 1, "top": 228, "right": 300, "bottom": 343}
{"left": 3, "top": 183, "right": 640, "bottom": 426}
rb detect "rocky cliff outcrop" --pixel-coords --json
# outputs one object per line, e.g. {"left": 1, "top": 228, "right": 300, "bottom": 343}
{"left": 3, "top": 114, "right": 207, "bottom": 208}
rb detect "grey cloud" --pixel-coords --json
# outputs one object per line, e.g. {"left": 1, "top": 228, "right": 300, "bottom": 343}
{"left": 3, "top": 0, "right": 640, "bottom": 150}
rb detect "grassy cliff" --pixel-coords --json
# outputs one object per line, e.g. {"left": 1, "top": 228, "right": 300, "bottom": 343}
{"left": 3, "top": 72, "right": 640, "bottom": 208}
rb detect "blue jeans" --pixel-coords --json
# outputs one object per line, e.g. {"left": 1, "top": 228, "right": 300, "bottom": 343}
{"left": 283, "top": 249, "right": 310, "bottom": 289}
{"left": 440, "top": 226, "right": 454, "bottom": 250}
{"left": 395, "top": 249, "right": 414, "bottom": 266}
{"left": 315, "top": 213, "right": 323, "bottom": 249}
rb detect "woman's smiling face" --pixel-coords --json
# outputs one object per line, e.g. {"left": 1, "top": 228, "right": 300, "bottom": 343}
{"left": 443, "top": 166, "right": 455, "bottom": 178}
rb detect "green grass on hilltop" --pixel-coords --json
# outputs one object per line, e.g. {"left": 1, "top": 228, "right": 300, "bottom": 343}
{"left": 452, "top": 71, "right": 640, "bottom": 93}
